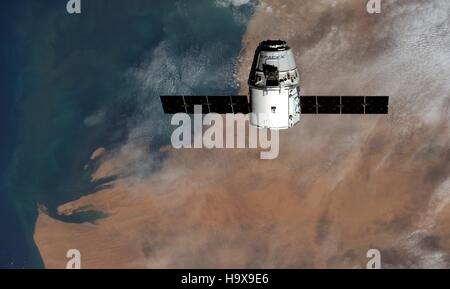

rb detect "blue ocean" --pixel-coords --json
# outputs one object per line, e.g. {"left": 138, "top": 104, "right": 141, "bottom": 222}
{"left": 0, "top": 0, "right": 253, "bottom": 268}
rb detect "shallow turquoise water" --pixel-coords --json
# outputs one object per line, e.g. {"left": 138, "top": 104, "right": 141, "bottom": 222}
{"left": 1, "top": 0, "right": 253, "bottom": 268}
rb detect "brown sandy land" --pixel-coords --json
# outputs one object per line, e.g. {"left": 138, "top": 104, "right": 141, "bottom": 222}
{"left": 35, "top": 0, "right": 450, "bottom": 268}
{"left": 89, "top": 147, "right": 105, "bottom": 161}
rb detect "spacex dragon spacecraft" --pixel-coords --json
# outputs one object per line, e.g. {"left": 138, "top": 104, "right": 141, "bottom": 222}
{"left": 160, "top": 40, "right": 389, "bottom": 129}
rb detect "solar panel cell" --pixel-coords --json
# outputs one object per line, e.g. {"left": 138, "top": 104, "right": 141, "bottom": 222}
{"left": 341, "top": 96, "right": 365, "bottom": 114}
{"left": 300, "top": 96, "right": 317, "bottom": 114}
{"left": 365, "top": 96, "right": 389, "bottom": 114}
{"left": 318, "top": 96, "right": 340, "bottom": 114}
{"left": 160, "top": 95, "right": 186, "bottom": 113}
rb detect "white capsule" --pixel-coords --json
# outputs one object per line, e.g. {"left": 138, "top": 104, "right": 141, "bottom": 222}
{"left": 248, "top": 40, "right": 301, "bottom": 129}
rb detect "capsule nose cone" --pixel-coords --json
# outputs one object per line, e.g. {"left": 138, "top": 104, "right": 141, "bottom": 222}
{"left": 248, "top": 39, "right": 299, "bottom": 87}
{"left": 251, "top": 42, "right": 297, "bottom": 77}
{"left": 259, "top": 40, "right": 289, "bottom": 51}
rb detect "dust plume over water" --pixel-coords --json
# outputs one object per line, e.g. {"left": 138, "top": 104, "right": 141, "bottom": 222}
{"left": 35, "top": 0, "right": 450, "bottom": 268}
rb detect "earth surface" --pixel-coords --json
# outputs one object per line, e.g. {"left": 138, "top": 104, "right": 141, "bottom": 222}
{"left": 1, "top": 0, "right": 449, "bottom": 268}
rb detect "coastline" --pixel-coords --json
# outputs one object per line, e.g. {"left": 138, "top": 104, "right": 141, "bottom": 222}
{"left": 33, "top": 1, "right": 256, "bottom": 269}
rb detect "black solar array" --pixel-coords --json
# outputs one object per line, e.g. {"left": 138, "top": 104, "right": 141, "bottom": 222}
{"left": 160, "top": 95, "right": 389, "bottom": 114}
{"left": 300, "top": 96, "right": 389, "bottom": 114}
{"left": 160, "top": 95, "right": 250, "bottom": 114}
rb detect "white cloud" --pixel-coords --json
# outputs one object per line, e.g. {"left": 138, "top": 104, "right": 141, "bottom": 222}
{"left": 84, "top": 109, "right": 106, "bottom": 127}
{"left": 215, "top": 0, "right": 252, "bottom": 7}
